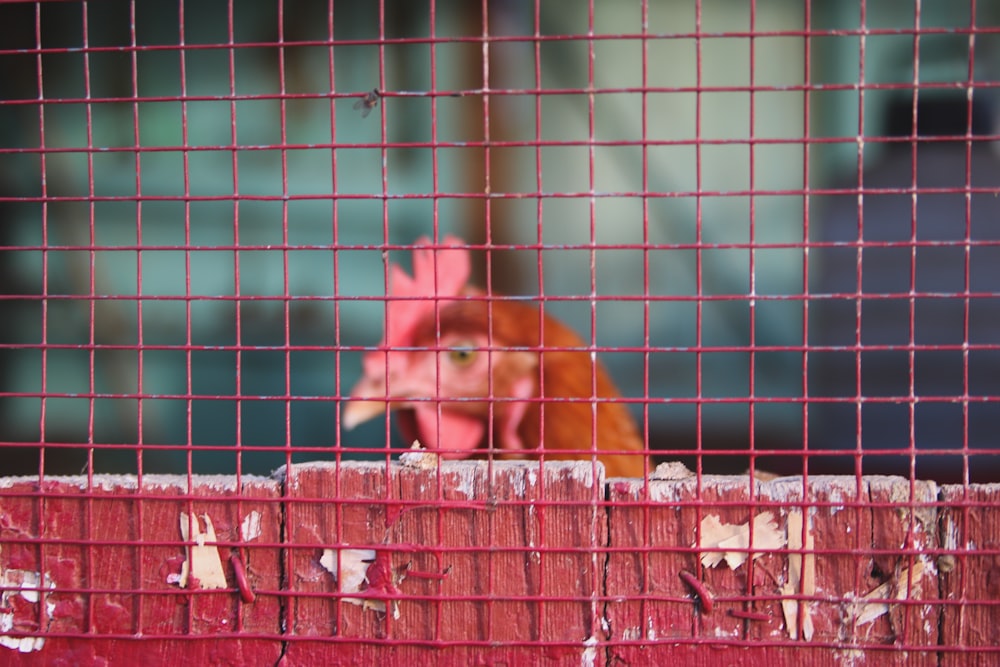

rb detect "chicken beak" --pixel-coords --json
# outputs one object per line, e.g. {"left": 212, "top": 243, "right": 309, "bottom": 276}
{"left": 341, "top": 397, "right": 388, "bottom": 430}
{"left": 341, "top": 374, "right": 390, "bottom": 430}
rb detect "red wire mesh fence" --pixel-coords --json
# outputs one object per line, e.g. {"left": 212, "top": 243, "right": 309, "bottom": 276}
{"left": 1, "top": 0, "right": 999, "bottom": 664}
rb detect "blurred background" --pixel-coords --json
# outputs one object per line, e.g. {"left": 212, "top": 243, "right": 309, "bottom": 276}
{"left": 1, "top": 0, "right": 998, "bottom": 480}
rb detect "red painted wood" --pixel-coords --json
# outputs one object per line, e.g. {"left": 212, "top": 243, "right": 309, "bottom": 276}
{"left": 606, "top": 474, "right": 940, "bottom": 665}
{"left": 0, "top": 474, "right": 282, "bottom": 666}
{"left": 282, "top": 459, "right": 606, "bottom": 666}
{"left": 863, "top": 477, "right": 940, "bottom": 654}
{"left": 938, "top": 484, "right": 1000, "bottom": 667}
{"left": 0, "top": 466, "right": 997, "bottom": 665}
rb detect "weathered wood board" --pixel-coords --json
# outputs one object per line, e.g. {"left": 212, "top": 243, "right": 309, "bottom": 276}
{"left": 605, "top": 472, "right": 940, "bottom": 666}
{"left": 0, "top": 474, "right": 283, "bottom": 666}
{"left": 938, "top": 484, "right": 1000, "bottom": 667}
{"left": 0, "top": 462, "right": 997, "bottom": 665}
{"left": 282, "top": 459, "right": 606, "bottom": 666}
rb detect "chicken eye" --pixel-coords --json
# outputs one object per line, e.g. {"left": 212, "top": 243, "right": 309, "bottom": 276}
{"left": 446, "top": 346, "right": 478, "bottom": 366}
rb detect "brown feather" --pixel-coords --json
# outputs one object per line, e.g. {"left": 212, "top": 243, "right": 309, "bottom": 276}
{"left": 414, "top": 299, "right": 647, "bottom": 477}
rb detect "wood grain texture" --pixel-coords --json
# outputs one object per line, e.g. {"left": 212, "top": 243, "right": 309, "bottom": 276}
{"left": 938, "top": 484, "right": 1000, "bottom": 667}
{"left": 0, "top": 474, "right": 282, "bottom": 666}
{"left": 282, "top": 459, "right": 606, "bottom": 666}
{"left": 0, "top": 465, "right": 997, "bottom": 665}
{"left": 606, "top": 474, "right": 940, "bottom": 666}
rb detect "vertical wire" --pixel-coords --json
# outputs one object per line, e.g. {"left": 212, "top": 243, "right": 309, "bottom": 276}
{"left": 328, "top": 0, "right": 341, "bottom": 467}
{"left": 800, "top": 0, "right": 818, "bottom": 641}
{"left": 82, "top": 0, "right": 95, "bottom": 480}
{"left": 226, "top": 0, "right": 242, "bottom": 486}
{"left": 692, "top": 3, "right": 706, "bottom": 624}
{"left": 585, "top": 0, "right": 602, "bottom": 645}
{"left": 961, "top": 2, "right": 976, "bottom": 489}
{"left": 32, "top": 0, "right": 51, "bottom": 630}
{"left": 853, "top": 0, "right": 868, "bottom": 487}
{"left": 378, "top": 0, "right": 392, "bottom": 471}
{"left": 955, "top": 3, "right": 977, "bottom": 646}
{"left": 128, "top": 0, "right": 144, "bottom": 480}
{"left": 377, "top": 0, "right": 395, "bottom": 638}
{"left": 639, "top": 0, "right": 653, "bottom": 637}
{"left": 744, "top": 0, "right": 760, "bottom": 637}
{"left": 177, "top": 0, "right": 193, "bottom": 499}
{"left": 81, "top": 0, "right": 97, "bottom": 636}
{"left": 532, "top": 0, "right": 545, "bottom": 642}
{"left": 479, "top": 0, "right": 497, "bottom": 646}
{"left": 178, "top": 0, "right": 196, "bottom": 634}
{"left": 428, "top": 0, "right": 446, "bottom": 644}
{"left": 899, "top": 0, "right": 924, "bottom": 648}
{"left": 907, "top": 0, "right": 921, "bottom": 489}
{"left": 34, "top": 0, "right": 48, "bottom": 481}
{"left": 849, "top": 0, "right": 870, "bottom": 637}
{"left": 800, "top": 0, "right": 813, "bottom": 483}
{"left": 326, "top": 0, "right": 343, "bottom": 639}
{"left": 746, "top": 1, "right": 758, "bottom": 487}
{"left": 277, "top": 0, "right": 291, "bottom": 501}
{"left": 127, "top": 0, "right": 146, "bottom": 636}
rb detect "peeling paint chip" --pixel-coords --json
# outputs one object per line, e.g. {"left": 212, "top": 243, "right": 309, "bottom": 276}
{"left": 319, "top": 549, "right": 401, "bottom": 619}
{"left": 320, "top": 548, "right": 376, "bottom": 596}
{"left": 1, "top": 567, "right": 54, "bottom": 653}
{"left": 697, "top": 512, "right": 785, "bottom": 570}
{"left": 780, "top": 510, "right": 815, "bottom": 641}
{"left": 399, "top": 440, "right": 439, "bottom": 470}
{"left": 581, "top": 635, "right": 599, "bottom": 667}
{"left": 848, "top": 560, "right": 926, "bottom": 626}
{"left": 241, "top": 511, "right": 262, "bottom": 542}
{"left": 178, "top": 513, "right": 228, "bottom": 590}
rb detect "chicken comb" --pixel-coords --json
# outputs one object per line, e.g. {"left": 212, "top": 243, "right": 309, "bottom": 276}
{"left": 383, "top": 235, "right": 471, "bottom": 350}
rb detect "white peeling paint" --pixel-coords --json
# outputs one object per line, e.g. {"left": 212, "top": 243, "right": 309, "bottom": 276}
{"left": 580, "top": 635, "right": 599, "bottom": 667}
{"left": 646, "top": 615, "right": 658, "bottom": 641}
{"left": 318, "top": 548, "right": 398, "bottom": 618}
{"left": 942, "top": 517, "right": 959, "bottom": 552}
{"left": 453, "top": 466, "right": 478, "bottom": 498}
{"left": 241, "top": 511, "right": 262, "bottom": 542}
{"left": 648, "top": 482, "right": 685, "bottom": 504}
{"left": 565, "top": 462, "right": 596, "bottom": 488}
{"left": 714, "top": 625, "right": 740, "bottom": 638}
{"left": 0, "top": 568, "right": 54, "bottom": 653}
{"left": 320, "top": 548, "right": 376, "bottom": 595}
{"left": 178, "top": 513, "right": 228, "bottom": 589}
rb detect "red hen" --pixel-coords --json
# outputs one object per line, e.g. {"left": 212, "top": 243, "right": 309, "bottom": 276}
{"left": 342, "top": 237, "right": 647, "bottom": 478}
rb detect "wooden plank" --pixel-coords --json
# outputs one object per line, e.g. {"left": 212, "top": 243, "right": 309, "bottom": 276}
{"left": 605, "top": 474, "right": 753, "bottom": 648}
{"left": 606, "top": 473, "right": 939, "bottom": 665}
{"left": 0, "top": 474, "right": 282, "bottom": 666}
{"left": 281, "top": 460, "right": 390, "bottom": 646}
{"left": 860, "top": 476, "right": 940, "bottom": 654}
{"left": 281, "top": 459, "right": 605, "bottom": 666}
{"left": 938, "top": 484, "right": 1000, "bottom": 667}
{"left": 0, "top": 466, "right": 998, "bottom": 664}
